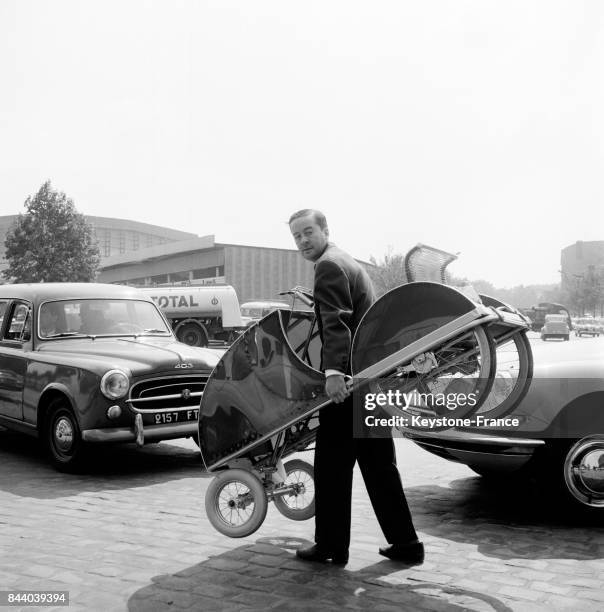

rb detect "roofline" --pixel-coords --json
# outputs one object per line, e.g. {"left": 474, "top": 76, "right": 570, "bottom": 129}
{"left": 0, "top": 213, "right": 197, "bottom": 238}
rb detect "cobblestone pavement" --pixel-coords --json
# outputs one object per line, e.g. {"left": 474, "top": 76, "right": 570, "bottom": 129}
{"left": 1, "top": 429, "right": 603, "bottom": 611}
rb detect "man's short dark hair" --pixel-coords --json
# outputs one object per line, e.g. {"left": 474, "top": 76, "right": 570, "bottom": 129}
{"left": 288, "top": 209, "right": 328, "bottom": 230}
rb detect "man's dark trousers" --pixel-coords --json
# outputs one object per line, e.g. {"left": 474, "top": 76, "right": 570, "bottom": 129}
{"left": 313, "top": 396, "right": 418, "bottom": 553}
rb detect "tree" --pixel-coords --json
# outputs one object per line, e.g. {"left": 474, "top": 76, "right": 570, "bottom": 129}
{"left": 368, "top": 248, "right": 407, "bottom": 296}
{"left": 3, "top": 181, "right": 100, "bottom": 283}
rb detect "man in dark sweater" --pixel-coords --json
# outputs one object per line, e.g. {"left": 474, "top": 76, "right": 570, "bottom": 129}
{"left": 289, "top": 209, "right": 423, "bottom": 565}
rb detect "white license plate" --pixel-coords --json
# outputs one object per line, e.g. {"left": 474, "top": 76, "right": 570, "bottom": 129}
{"left": 152, "top": 409, "right": 199, "bottom": 424}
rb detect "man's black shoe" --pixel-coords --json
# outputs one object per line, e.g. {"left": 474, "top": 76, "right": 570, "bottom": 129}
{"left": 379, "top": 541, "right": 424, "bottom": 565}
{"left": 296, "top": 544, "right": 349, "bottom": 565}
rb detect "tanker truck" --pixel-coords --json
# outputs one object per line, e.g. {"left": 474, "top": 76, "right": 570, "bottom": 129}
{"left": 138, "top": 285, "right": 245, "bottom": 347}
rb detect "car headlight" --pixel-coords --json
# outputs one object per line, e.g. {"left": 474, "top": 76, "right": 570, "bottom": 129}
{"left": 100, "top": 369, "right": 130, "bottom": 400}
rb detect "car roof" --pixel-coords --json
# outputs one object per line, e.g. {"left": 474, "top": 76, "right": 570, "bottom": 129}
{"left": 240, "top": 301, "right": 290, "bottom": 308}
{"left": 0, "top": 283, "right": 149, "bottom": 303}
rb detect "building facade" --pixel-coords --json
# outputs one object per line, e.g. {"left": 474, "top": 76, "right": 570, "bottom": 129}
{"left": 560, "top": 241, "right": 604, "bottom": 290}
{"left": 96, "top": 236, "right": 316, "bottom": 304}
{"left": 0, "top": 214, "right": 197, "bottom": 276}
{"left": 2, "top": 213, "right": 370, "bottom": 305}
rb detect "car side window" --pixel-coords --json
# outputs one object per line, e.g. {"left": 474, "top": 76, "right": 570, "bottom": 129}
{"left": 4, "top": 302, "right": 32, "bottom": 342}
{"left": 0, "top": 300, "right": 7, "bottom": 334}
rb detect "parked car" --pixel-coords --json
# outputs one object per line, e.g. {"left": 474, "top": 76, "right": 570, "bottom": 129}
{"left": 574, "top": 317, "right": 600, "bottom": 337}
{"left": 540, "top": 314, "right": 570, "bottom": 341}
{"left": 405, "top": 357, "right": 604, "bottom": 512}
{"left": 0, "top": 283, "right": 221, "bottom": 470}
{"left": 240, "top": 300, "right": 291, "bottom": 326}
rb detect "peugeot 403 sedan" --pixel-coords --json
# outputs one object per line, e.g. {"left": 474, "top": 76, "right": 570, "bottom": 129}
{"left": 0, "top": 283, "right": 220, "bottom": 470}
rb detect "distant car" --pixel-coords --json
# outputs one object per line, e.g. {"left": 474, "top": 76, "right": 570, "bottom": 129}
{"left": 406, "top": 357, "right": 604, "bottom": 513}
{"left": 0, "top": 283, "right": 221, "bottom": 470}
{"left": 240, "top": 300, "right": 291, "bottom": 326}
{"left": 574, "top": 317, "right": 600, "bottom": 338}
{"left": 540, "top": 314, "right": 570, "bottom": 341}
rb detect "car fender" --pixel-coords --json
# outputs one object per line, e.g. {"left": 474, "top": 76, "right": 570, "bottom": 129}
{"left": 541, "top": 390, "right": 604, "bottom": 439}
{"left": 24, "top": 363, "right": 103, "bottom": 427}
{"left": 35, "top": 383, "right": 79, "bottom": 431}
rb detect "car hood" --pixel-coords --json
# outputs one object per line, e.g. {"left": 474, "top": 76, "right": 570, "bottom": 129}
{"left": 36, "top": 336, "right": 223, "bottom": 374}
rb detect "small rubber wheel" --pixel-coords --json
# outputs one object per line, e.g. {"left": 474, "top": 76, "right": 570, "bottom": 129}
{"left": 205, "top": 469, "right": 268, "bottom": 537}
{"left": 273, "top": 459, "right": 315, "bottom": 521}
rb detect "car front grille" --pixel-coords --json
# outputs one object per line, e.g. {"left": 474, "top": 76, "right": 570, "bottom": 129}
{"left": 126, "top": 373, "right": 210, "bottom": 413}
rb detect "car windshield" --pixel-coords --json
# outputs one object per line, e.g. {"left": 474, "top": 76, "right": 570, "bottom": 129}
{"left": 38, "top": 299, "right": 171, "bottom": 338}
{"left": 545, "top": 315, "right": 566, "bottom": 323}
{"left": 241, "top": 307, "right": 264, "bottom": 318}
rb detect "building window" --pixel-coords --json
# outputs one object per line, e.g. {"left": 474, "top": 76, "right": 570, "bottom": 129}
{"left": 146, "top": 235, "right": 153, "bottom": 248}
{"left": 132, "top": 233, "right": 139, "bottom": 251}
{"left": 169, "top": 271, "right": 190, "bottom": 283}
{"left": 119, "top": 232, "right": 126, "bottom": 254}
{"left": 192, "top": 267, "right": 217, "bottom": 279}
{"left": 151, "top": 274, "right": 168, "bottom": 285}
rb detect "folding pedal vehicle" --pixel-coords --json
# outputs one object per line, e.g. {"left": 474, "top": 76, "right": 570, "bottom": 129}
{"left": 198, "top": 245, "right": 533, "bottom": 537}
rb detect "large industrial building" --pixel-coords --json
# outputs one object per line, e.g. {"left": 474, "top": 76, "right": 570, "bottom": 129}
{"left": 560, "top": 240, "right": 604, "bottom": 290}
{"left": 1, "top": 214, "right": 368, "bottom": 303}
{"left": 0, "top": 214, "right": 197, "bottom": 273}
{"left": 97, "top": 235, "right": 315, "bottom": 304}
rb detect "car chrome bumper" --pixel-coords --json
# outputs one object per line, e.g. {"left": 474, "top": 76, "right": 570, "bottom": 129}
{"left": 81, "top": 421, "right": 197, "bottom": 444}
{"left": 405, "top": 429, "right": 546, "bottom": 470}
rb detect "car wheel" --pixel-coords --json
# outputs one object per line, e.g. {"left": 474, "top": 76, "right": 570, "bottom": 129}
{"left": 45, "top": 399, "right": 86, "bottom": 471}
{"left": 564, "top": 335, "right": 570, "bottom": 341}
{"left": 562, "top": 435, "right": 604, "bottom": 511}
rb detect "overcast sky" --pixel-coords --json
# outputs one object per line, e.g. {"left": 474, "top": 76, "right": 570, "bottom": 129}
{"left": 1, "top": 1, "right": 603, "bottom": 287}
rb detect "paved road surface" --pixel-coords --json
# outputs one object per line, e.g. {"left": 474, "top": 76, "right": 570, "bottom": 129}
{"left": 1, "top": 423, "right": 603, "bottom": 611}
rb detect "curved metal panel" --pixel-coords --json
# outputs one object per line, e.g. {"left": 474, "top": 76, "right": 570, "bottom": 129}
{"left": 351, "top": 282, "right": 480, "bottom": 374}
{"left": 199, "top": 310, "right": 326, "bottom": 470}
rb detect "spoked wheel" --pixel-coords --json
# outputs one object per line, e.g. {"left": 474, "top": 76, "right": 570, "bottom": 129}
{"left": 205, "top": 469, "right": 268, "bottom": 537}
{"left": 352, "top": 283, "right": 499, "bottom": 429}
{"left": 374, "top": 325, "right": 496, "bottom": 429}
{"left": 272, "top": 459, "right": 315, "bottom": 521}
{"left": 45, "top": 399, "right": 86, "bottom": 472}
{"left": 474, "top": 329, "right": 533, "bottom": 419}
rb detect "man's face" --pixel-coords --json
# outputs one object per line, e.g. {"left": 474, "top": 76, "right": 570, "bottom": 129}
{"left": 290, "top": 215, "right": 329, "bottom": 262}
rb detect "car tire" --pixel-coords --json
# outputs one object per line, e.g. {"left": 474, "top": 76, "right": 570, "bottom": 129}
{"left": 45, "top": 398, "right": 86, "bottom": 472}
{"left": 531, "top": 438, "right": 604, "bottom": 515}
{"left": 564, "top": 335, "right": 570, "bottom": 341}
{"left": 560, "top": 436, "right": 604, "bottom": 512}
